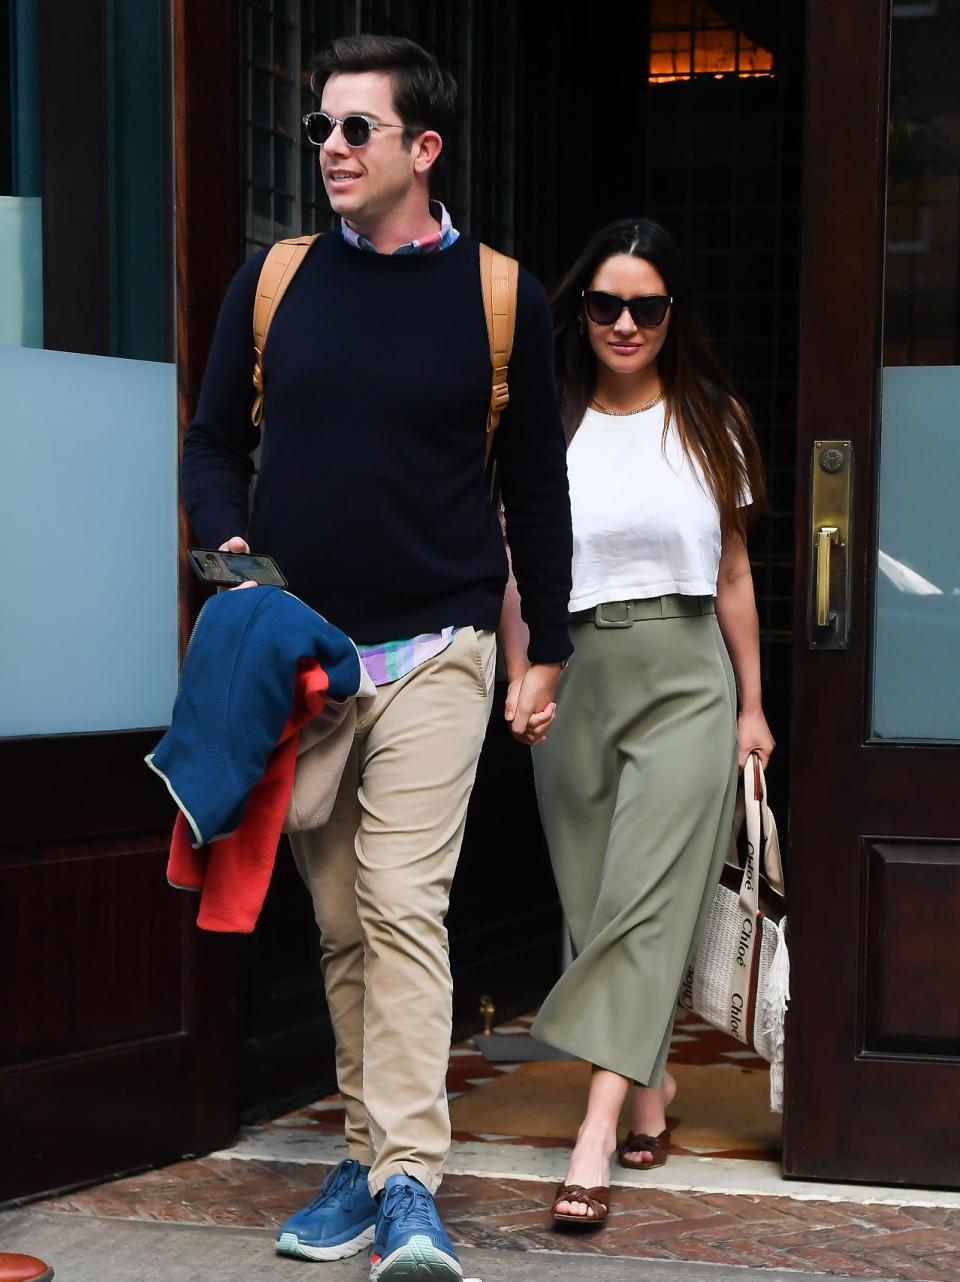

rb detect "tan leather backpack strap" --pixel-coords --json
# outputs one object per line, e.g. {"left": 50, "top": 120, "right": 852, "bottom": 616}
{"left": 251, "top": 234, "right": 319, "bottom": 426}
{"left": 479, "top": 242, "right": 519, "bottom": 466}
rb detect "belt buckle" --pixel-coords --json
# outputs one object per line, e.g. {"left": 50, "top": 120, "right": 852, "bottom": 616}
{"left": 594, "top": 601, "right": 633, "bottom": 628}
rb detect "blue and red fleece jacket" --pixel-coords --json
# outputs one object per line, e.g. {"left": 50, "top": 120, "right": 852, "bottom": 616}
{"left": 146, "top": 586, "right": 371, "bottom": 931}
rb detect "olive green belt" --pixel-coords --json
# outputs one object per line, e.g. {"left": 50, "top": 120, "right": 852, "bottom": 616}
{"left": 570, "top": 594, "right": 715, "bottom": 628}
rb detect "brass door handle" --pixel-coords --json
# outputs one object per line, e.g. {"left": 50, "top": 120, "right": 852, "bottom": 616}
{"left": 816, "top": 526, "right": 839, "bottom": 628}
{"left": 809, "top": 442, "right": 852, "bottom": 649}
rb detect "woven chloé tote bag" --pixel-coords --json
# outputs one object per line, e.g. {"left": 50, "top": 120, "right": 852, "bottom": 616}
{"left": 677, "top": 751, "right": 790, "bottom": 1112}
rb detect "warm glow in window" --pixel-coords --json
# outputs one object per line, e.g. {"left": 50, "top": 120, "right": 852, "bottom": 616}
{"left": 650, "top": 0, "right": 775, "bottom": 83}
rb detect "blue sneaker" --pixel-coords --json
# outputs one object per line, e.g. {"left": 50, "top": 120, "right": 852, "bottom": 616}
{"left": 369, "top": 1174, "right": 462, "bottom": 1281}
{"left": 276, "top": 1159, "right": 377, "bottom": 1261}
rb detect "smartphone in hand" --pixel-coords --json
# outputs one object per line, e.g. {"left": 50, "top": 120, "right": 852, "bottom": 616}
{"left": 188, "top": 548, "right": 288, "bottom": 588}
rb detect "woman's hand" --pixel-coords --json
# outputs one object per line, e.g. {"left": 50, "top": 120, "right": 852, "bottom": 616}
{"left": 737, "top": 707, "right": 775, "bottom": 770}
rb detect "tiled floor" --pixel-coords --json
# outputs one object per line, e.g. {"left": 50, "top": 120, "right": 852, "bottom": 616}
{"left": 265, "top": 1010, "right": 773, "bottom": 1157}
{"left": 33, "top": 1013, "right": 960, "bottom": 1280}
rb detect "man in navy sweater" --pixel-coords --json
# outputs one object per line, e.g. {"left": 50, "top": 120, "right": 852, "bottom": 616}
{"left": 181, "top": 34, "right": 571, "bottom": 1281}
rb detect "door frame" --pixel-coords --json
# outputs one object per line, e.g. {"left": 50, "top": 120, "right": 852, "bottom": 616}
{"left": 785, "top": 0, "right": 960, "bottom": 1187}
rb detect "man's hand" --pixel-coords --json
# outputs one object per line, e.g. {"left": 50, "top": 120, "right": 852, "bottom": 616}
{"left": 218, "top": 535, "right": 257, "bottom": 590}
{"left": 504, "top": 663, "right": 562, "bottom": 746}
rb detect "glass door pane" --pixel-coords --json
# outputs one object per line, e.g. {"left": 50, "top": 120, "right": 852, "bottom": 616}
{"left": 871, "top": 2, "right": 960, "bottom": 741}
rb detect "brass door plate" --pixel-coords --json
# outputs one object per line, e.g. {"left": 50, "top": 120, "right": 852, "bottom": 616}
{"left": 809, "top": 440, "right": 853, "bottom": 649}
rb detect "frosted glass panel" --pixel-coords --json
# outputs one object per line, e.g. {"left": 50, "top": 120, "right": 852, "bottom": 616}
{"left": 0, "top": 196, "right": 43, "bottom": 348}
{"left": 871, "top": 366, "right": 960, "bottom": 740}
{"left": 0, "top": 345, "right": 178, "bottom": 736}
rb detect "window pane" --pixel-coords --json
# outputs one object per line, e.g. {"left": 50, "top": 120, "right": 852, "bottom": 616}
{"left": 1, "top": 0, "right": 177, "bottom": 738}
{"left": 0, "top": 196, "right": 43, "bottom": 346}
{"left": 0, "top": 347, "right": 178, "bottom": 736}
{"left": 871, "top": 8, "right": 960, "bottom": 741}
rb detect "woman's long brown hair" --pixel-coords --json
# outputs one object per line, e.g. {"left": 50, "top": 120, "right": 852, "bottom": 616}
{"left": 552, "top": 218, "right": 766, "bottom": 539}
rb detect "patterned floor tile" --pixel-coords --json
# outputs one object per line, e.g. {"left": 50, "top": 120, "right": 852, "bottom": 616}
{"left": 248, "top": 1007, "right": 770, "bottom": 1165}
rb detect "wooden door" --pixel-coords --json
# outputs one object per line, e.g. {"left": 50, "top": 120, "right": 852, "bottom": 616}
{"left": 785, "top": 0, "right": 960, "bottom": 1187}
{"left": 0, "top": 0, "right": 242, "bottom": 1202}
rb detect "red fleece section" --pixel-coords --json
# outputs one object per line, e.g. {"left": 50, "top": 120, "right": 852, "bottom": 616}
{"left": 167, "top": 660, "right": 330, "bottom": 932}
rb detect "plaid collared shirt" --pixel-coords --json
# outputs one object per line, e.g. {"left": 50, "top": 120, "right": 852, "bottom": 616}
{"left": 340, "top": 198, "right": 459, "bottom": 256}
{"left": 341, "top": 201, "right": 462, "bottom": 686}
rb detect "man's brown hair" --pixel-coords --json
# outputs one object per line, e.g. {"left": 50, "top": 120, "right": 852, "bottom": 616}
{"left": 309, "top": 34, "right": 458, "bottom": 153}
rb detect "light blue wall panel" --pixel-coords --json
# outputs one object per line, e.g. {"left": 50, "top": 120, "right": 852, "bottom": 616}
{"left": 0, "top": 345, "right": 178, "bottom": 736}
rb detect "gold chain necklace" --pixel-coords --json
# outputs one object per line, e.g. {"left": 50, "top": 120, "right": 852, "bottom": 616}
{"left": 590, "top": 389, "right": 664, "bottom": 416}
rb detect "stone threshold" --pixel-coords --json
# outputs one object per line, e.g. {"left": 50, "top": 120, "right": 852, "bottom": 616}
{"left": 213, "top": 1127, "right": 960, "bottom": 1211}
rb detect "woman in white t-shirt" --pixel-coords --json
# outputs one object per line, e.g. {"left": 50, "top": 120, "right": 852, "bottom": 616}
{"left": 500, "top": 218, "right": 774, "bottom": 1226}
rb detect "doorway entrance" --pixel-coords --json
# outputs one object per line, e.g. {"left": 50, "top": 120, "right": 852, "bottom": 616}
{"left": 6, "top": 0, "right": 958, "bottom": 1206}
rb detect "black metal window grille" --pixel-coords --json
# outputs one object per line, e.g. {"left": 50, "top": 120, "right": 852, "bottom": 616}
{"left": 645, "top": 2, "right": 804, "bottom": 772}
{"left": 460, "top": 4, "right": 515, "bottom": 251}
{"left": 649, "top": 0, "right": 775, "bottom": 83}
{"left": 244, "top": 0, "right": 302, "bottom": 254}
{"left": 298, "top": 0, "right": 358, "bottom": 238}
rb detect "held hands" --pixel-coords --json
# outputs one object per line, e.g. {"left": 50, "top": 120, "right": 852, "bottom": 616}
{"left": 504, "top": 663, "right": 562, "bottom": 746}
{"left": 218, "top": 535, "right": 258, "bottom": 590}
{"left": 737, "top": 707, "right": 775, "bottom": 771}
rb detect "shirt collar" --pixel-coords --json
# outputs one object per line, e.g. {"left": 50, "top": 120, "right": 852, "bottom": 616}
{"left": 341, "top": 199, "right": 459, "bottom": 255}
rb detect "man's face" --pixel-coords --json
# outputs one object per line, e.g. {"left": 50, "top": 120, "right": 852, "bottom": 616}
{"left": 319, "top": 71, "right": 417, "bottom": 225}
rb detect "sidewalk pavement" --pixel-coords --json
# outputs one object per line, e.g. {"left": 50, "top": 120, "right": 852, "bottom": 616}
{"left": 10, "top": 1153, "right": 958, "bottom": 1282}
{"left": 0, "top": 1207, "right": 898, "bottom": 1282}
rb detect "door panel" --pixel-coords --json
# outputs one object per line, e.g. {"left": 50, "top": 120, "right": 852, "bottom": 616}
{"left": 2, "top": 841, "right": 182, "bottom": 1064}
{"left": 862, "top": 843, "right": 960, "bottom": 1055}
{"left": 786, "top": 0, "right": 960, "bottom": 1187}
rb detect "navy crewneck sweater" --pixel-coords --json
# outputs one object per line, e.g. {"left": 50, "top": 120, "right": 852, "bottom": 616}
{"left": 181, "top": 230, "right": 572, "bottom": 663}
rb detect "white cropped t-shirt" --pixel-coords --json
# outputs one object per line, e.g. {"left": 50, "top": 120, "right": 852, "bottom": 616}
{"left": 567, "top": 402, "right": 750, "bottom": 613}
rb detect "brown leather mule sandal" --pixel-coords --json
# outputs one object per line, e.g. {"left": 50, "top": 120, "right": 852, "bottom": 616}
{"left": 551, "top": 1183, "right": 610, "bottom": 1225}
{"left": 617, "top": 1128, "right": 669, "bottom": 1170}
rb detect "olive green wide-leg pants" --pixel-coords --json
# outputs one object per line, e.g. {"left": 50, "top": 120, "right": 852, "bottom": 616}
{"left": 531, "top": 596, "right": 738, "bottom": 1088}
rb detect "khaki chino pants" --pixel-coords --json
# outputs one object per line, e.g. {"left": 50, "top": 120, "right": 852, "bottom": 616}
{"left": 290, "top": 626, "right": 496, "bottom": 1196}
